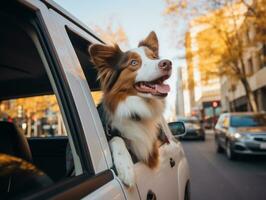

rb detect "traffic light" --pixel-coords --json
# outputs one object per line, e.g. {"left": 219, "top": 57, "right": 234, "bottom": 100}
{"left": 212, "top": 101, "right": 218, "bottom": 108}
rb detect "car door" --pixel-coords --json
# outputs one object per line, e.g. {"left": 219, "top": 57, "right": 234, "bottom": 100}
{"left": 215, "top": 114, "right": 226, "bottom": 147}
{"left": 122, "top": 123, "right": 190, "bottom": 200}
{"left": 12, "top": 1, "right": 129, "bottom": 199}
{"left": 216, "top": 115, "right": 229, "bottom": 148}
{"left": 220, "top": 115, "right": 230, "bottom": 147}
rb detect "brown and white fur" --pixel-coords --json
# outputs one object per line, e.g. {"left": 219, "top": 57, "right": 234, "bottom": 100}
{"left": 89, "top": 31, "right": 172, "bottom": 187}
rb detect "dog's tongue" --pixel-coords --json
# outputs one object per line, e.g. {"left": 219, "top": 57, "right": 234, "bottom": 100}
{"left": 155, "top": 84, "right": 170, "bottom": 94}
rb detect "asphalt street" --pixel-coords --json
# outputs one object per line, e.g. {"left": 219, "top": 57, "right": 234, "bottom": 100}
{"left": 181, "top": 131, "right": 266, "bottom": 200}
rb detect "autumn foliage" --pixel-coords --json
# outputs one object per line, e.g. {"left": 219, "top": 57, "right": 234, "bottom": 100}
{"left": 164, "top": 0, "right": 266, "bottom": 112}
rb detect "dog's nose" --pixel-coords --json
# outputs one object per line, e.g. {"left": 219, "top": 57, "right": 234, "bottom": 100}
{"left": 158, "top": 59, "right": 172, "bottom": 71}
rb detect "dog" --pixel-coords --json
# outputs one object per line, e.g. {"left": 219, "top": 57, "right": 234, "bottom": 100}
{"left": 89, "top": 31, "right": 172, "bottom": 187}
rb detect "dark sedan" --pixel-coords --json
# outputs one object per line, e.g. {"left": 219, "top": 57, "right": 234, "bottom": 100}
{"left": 179, "top": 118, "right": 205, "bottom": 141}
{"left": 215, "top": 112, "right": 266, "bottom": 160}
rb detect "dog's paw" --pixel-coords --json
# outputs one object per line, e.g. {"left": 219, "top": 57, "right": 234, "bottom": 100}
{"left": 109, "top": 137, "right": 135, "bottom": 188}
{"left": 117, "top": 159, "right": 135, "bottom": 188}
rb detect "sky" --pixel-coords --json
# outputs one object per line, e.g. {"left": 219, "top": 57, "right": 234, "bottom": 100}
{"left": 54, "top": 0, "right": 183, "bottom": 58}
{"left": 54, "top": 0, "right": 187, "bottom": 119}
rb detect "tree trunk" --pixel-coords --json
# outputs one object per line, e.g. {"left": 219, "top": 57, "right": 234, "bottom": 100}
{"left": 240, "top": 78, "right": 258, "bottom": 112}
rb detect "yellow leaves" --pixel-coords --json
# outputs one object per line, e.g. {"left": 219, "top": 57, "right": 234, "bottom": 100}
{"left": 185, "top": 1, "right": 255, "bottom": 85}
{"left": 0, "top": 95, "right": 59, "bottom": 119}
{"left": 163, "top": 0, "right": 188, "bottom": 15}
{"left": 91, "top": 91, "right": 103, "bottom": 106}
{"left": 93, "top": 20, "right": 129, "bottom": 49}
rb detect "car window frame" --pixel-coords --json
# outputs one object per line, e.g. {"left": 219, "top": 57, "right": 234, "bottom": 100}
{"left": 4, "top": 1, "right": 116, "bottom": 199}
{"left": 45, "top": 8, "right": 113, "bottom": 170}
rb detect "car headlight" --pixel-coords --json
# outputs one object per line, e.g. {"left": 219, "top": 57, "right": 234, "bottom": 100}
{"left": 233, "top": 133, "right": 250, "bottom": 140}
{"left": 234, "top": 132, "right": 242, "bottom": 139}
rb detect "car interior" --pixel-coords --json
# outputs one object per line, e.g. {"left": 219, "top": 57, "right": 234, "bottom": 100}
{"left": 0, "top": 3, "right": 99, "bottom": 199}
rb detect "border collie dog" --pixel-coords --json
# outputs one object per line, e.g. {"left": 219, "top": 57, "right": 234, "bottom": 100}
{"left": 89, "top": 31, "right": 172, "bottom": 187}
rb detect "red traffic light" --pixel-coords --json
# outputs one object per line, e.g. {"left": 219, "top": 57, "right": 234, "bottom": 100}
{"left": 212, "top": 101, "right": 218, "bottom": 108}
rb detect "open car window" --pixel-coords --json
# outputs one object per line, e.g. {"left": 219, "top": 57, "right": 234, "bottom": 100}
{"left": 0, "top": 3, "right": 93, "bottom": 199}
{"left": 65, "top": 28, "right": 103, "bottom": 106}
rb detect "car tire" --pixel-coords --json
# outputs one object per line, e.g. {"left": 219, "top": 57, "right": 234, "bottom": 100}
{"left": 226, "top": 141, "right": 237, "bottom": 160}
{"left": 200, "top": 136, "right": 205, "bottom": 141}
{"left": 184, "top": 181, "right": 190, "bottom": 200}
{"left": 216, "top": 141, "right": 223, "bottom": 153}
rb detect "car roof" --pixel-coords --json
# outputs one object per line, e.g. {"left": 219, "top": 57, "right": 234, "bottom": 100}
{"left": 0, "top": 1, "right": 103, "bottom": 100}
{"left": 42, "top": 0, "right": 105, "bottom": 44}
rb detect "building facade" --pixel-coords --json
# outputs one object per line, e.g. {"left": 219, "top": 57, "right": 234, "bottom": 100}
{"left": 184, "top": 17, "right": 222, "bottom": 119}
{"left": 220, "top": 1, "right": 266, "bottom": 112}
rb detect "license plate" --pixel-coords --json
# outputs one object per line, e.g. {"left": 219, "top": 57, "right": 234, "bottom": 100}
{"left": 260, "top": 143, "right": 266, "bottom": 149}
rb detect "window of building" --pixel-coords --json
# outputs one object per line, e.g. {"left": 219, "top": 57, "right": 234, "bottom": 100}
{"left": 256, "top": 52, "right": 262, "bottom": 70}
{"left": 246, "top": 29, "right": 250, "bottom": 43}
{"left": 263, "top": 44, "right": 266, "bottom": 56}
{"left": 261, "top": 44, "right": 266, "bottom": 67}
{"left": 248, "top": 57, "right": 254, "bottom": 75}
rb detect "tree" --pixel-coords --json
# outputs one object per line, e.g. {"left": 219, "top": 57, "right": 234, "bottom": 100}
{"left": 2, "top": 95, "right": 59, "bottom": 119}
{"left": 163, "top": 0, "right": 266, "bottom": 112}
{"left": 92, "top": 19, "right": 129, "bottom": 50}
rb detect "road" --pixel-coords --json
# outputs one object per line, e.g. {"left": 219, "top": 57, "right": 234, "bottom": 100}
{"left": 181, "top": 131, "right": 266, "bottom": 200}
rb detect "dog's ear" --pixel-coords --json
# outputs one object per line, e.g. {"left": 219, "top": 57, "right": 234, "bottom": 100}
{"left": 88, "top": 44, "right": 123, "bottom": 91}
{"left": 89, "top": 43, "right": 123, "bottom": 71}
{"left": 138, "top": 31, "right": 159, "bottom": 57}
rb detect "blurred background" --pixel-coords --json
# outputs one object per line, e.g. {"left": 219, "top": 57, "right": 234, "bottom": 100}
{"left": 1, "top": 0, "right": 266, "bottom": 200}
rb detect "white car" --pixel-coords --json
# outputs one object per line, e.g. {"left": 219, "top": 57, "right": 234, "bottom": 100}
{"left": 0, "top": 1, "right": 190, "bottom": 199}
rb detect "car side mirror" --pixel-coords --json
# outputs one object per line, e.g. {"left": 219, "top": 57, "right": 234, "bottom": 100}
{"left": 168, "top": 121, "right": 186, "bottom": 137}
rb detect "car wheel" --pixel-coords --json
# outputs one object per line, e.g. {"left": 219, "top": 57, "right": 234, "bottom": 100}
{"left": 226, "top": 141, "right": 237, "bottom": 160}
{"left": 216, "top": 141, "right": 223, "bottom": 153}
{"left": 184, "top": 181, "right": 190, "bottom": 200}
{"left": 200, "top": 136, "right": 205, "bottom": 141}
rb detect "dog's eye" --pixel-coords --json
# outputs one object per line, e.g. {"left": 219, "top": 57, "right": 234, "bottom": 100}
{"left": 130, "top": 60, "right": 138, "bottom": 66}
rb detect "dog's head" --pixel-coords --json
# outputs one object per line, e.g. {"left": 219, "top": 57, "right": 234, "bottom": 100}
{"left": 89, "top": 31, "right": 172, "bottom": 99}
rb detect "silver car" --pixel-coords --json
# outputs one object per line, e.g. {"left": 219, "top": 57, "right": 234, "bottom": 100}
{"left": 215, "top": 112, "right": 266, "bottom": 160}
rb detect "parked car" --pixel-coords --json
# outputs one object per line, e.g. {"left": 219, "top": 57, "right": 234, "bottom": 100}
{"left": 0, "top": 1, "right": 190, "bottom": 199}
{"left": 215, "top": 112, "right": 266, "bottom": 160}
{"left": 178, "top": 118, "right": 205, "bottom": 140}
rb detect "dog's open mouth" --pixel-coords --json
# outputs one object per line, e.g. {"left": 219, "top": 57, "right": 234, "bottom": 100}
{"left": 134, "top": 75, "right": 170, "bottom": 97}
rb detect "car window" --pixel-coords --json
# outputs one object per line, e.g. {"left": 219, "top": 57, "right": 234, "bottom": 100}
{"left": 230, "top": 114, "right": 266, "bottom": 127}
{"left": 65, "top": 28, "right": 103, "bottom": 106}
{"left": 0, "top": 6, "right": 85, "bottom": 199}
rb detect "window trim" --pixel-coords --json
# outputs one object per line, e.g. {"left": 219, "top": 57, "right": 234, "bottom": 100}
{"left": 32, "top": 14, "right": 94, "bottom": 175}
{"left": 25, "top": 170, "right": 114, "bottom": 200}
{"left": 29, "top": 8, "right": 116, "bottom": 200}
{"left": 1, "top": 2, "right": 115, "bottom": 199}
